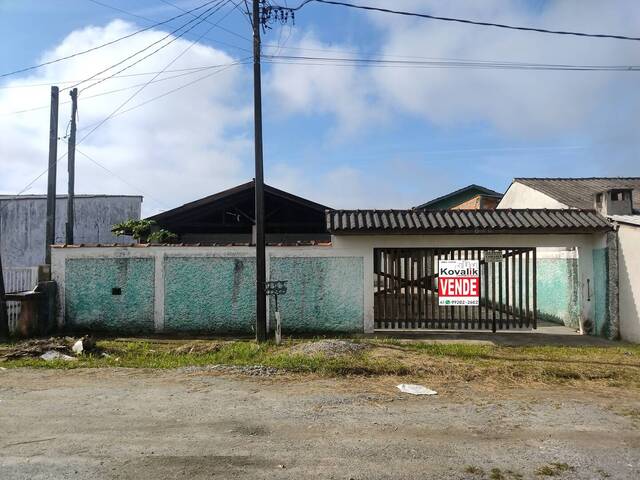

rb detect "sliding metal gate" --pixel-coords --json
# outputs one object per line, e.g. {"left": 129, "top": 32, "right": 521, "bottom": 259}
{"left": 374, "top": 248, "right": 537, "bottom": 331}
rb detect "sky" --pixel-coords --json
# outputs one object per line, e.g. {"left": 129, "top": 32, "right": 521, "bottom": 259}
{"left": 1, "top": 0, "right": 639, "bottom": 216}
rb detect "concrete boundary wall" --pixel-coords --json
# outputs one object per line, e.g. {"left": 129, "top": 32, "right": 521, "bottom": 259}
{"left": 51, "top": 246, "right": 368, "bottom": 334}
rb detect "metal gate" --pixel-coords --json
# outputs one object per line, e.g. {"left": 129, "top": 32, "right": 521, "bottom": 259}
{"left": 374, "top": 248, "right": 537, "bottom": 331}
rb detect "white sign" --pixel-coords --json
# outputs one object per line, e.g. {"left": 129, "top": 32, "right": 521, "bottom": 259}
{"left": 438, "top": 259, "right": 480, "bottom": 306}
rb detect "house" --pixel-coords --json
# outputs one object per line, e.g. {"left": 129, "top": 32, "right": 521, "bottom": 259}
{"left": 499, "top": 177, "right": 640, "bottom": 343}
{"left": 0, "top": 194, "right": 142, "bottom": 268}
{"left": 499, "top": 177, "right": 640, "bottom": 210}
{"left": 148, "top": 180, "right": 330, "bottom": 244}
{"left": 416, "top": 184, "right": 503, "bottom": 210}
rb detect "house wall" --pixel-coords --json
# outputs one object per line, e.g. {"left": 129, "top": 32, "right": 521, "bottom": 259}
{"left": 0, "top": 196, "right": 141, "bottom": 268}
{"left": 51, "top": 246, "right": 366, "bottom": 334}
{"left": 618, "top": 224, "right": 640, "bottom": 342}
{"left": 498, "top": 183, "right": 568, "bottom": 209}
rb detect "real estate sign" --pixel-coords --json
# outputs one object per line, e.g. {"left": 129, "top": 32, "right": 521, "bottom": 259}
{"left": 438, "top": 259, "right": 480, "bottom": 306}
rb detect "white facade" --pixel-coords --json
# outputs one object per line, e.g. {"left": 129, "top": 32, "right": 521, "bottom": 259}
{"left": 498, "top": 182, "right": 568, "bottom": 209}
{"left": 616, "top": 222, "right": 640, "bottom": 343}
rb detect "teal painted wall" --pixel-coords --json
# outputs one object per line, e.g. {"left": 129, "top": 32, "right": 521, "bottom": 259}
{"left": 164, "top": 256, "right": 256, "bottom": 333}
{"left": 536, "top": 258, "right": 580, "bottom": 328}
{"left": 65, "top": 257, "right": 155, "bottom": 332}
{"left": 269, "top": 257, "right": 364, "bottom": 333}
{"left": 592, "top": 248, "right": 609, "bottom": 336}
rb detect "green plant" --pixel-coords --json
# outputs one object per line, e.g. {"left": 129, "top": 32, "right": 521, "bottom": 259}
{"left": 111, "top": 219, "right": 155, "bottom": 240}
{"left": 148, "top": 229, "right": 178, "bottom": 244}
{"left": 111, "top": 219, "right": 177, "bottom": 243}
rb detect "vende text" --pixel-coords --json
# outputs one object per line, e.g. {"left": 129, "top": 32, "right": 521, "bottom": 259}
{"left": 438, "top": 277, "right": 479, "bottom": 297}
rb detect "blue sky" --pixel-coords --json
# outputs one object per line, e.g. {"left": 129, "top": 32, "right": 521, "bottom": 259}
{"left": 1, "top": 0, "right": 639, "bottom": 214}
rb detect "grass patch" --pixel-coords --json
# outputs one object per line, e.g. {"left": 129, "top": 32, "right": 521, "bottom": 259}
{"left": 536, "top": 463, "right": 574, "bottom": 476}
{"left": 464, "top": 465, "right": 484, "bottom": 475}
{"left": 1, "top": 338, "right": 639, "bottom": 387}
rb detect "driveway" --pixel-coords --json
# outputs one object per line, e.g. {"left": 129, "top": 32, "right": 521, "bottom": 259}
{"left": 0, "top": 368, "right": 638, "bottom": 479}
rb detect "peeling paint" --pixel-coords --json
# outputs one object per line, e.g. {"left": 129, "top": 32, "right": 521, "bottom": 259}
{"left": 163, "top": 257, "right": 256, "bottom": 333}
{"left": 592, "top": 248, "right": 609, "bottom": 336}
{"left": 269, "top": 257, "right": 364, "bottom": 333}
{"left": 536, "top": 258, "right": 580, "bottom": 328}
{"left": 65, "top": 258, "right": 155, "bottom": 332}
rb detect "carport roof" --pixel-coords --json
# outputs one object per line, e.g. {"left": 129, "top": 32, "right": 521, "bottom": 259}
{"left": 326, "top": 209, "right": 611, "bottom": 234}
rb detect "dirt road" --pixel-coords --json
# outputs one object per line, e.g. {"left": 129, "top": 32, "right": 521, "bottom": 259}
{"left": 1, "top": 368, "right": 638, "bottom": 479}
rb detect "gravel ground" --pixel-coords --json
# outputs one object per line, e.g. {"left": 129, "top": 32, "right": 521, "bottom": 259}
{"left": 289, "top": 339, "right": 369, "bottom": 357}
{"left": 0, "top": 368, "right": 638, "bottom": 479}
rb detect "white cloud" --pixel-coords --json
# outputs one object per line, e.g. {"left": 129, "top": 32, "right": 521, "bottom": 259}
{"left": 264, "top": 31, "right": 387, "bottom": 139}
{"left": 0, "top": 20, "right": 253, "bottom": 216}
{"left": 266, "top": 0, "right": 640, "bottom": 152}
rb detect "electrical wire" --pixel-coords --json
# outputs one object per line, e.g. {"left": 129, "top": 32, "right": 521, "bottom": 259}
{"left": 0, "top": 0, "right": 222, "bottom": 80}
{"left": 88, "top": 0, "right": 251, "bottom": 53}
{"left": 304, "top": 0, "right": 640, "bottom": 42}
{"left": 75, "top": 147, "right": 171, "bottom": 211}
{"left": 158, "top": 0, "right": 252, "bottom": 43}
{"left": 2, "top": 62, "right": 239, "bottom": 116}
{"left": 76, "top": 59, "right": 250, "bottom": 133}
{"left": 262, "top": 54, "right": 640, "bottom": 71}
{"left": 70, "top": 0, "right": 229, "bottom": 93}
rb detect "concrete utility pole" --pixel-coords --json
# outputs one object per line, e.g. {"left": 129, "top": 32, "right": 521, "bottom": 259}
{"left": 66, "top": 88, "right": 78, "bottom": 245}
{"left": 0, "top": 242, "right": 8, "bottom": 340}
{"left": 45, "top": 86, "right": 59, "bottom": 265}
{"left": 252, "top": 0, "right": 267, "bottom": 342}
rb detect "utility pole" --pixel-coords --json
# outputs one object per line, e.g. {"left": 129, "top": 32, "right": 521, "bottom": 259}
{"left": 66, "top": 88, "right": 78, "bottom": 245}
{"left": 45, "top": 86, "right": 59, "bottom": 265}
{"left": 0, "top": 240, "right": 8, "bottom": 340}
{"left": 252, "top": 0, "right": 267, "bottom": 342}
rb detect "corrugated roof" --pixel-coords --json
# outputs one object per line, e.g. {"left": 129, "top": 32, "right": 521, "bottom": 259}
{"left": 416, "top": 184, "right": 503, "bottom": 209}
{"left": 326, "top": 209, "right": 611, "bottom": 234}
{"left": 608, "top": 215, "right": 640, "bottom": 227}
{"left": 513, "top": 177, "right": 640, "bottom": 209}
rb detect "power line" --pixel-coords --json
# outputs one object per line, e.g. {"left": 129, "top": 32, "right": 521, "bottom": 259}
{"left": 305, "top": 0, "right": 640, "bottom": 42}
{"left": 262, "top": 54, "right": 640, "bottom": 71}
{"left": 71, "top": 0, "right": 229, "bottom": 92}
{"left": 88, "top": 0, "right": 251, "bottom": 53}
{"left": 75, "top": 148, "right": 171, "bottom": 211}
{"left": 76, "top": 2, "right": 233, "bottom": 143}
{"left": 0, "top": 0, "right": 222, "bottom": 80}
{"left": 0, "top": 64, "right": 235, "bottom": 89}
{"left": 76, "top": 59, "right": 250, "bottom": 133}
{"left": 2, "top": 62, "right": 238, "bottom": 116}
{"left": 158, "top": 0, "right": 252, "bottom": 43}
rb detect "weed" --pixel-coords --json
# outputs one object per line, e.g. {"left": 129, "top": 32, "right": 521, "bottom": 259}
{"left": 464, "top": 465, "right": 484, "bottom": 475}
{"left": 536, "top": 462, "right": 574, "bottom": 476}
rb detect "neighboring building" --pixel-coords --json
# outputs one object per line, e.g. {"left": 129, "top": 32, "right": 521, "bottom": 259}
{"left": 149, "top": 181, "right": 330, "bottom": 244}
{"left": 499, "top": 177, "right": 640, "bottom": 210}
{"left": 498, "top": 177, "right": 640, "bottom": 342}
{"left": 416, "top": 184, "right": 503, "bottom": 210}
{"left": 0, "top": 194, "right": 142, "bottom": 268}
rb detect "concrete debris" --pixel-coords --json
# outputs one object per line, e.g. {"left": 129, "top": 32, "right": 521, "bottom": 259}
{"left": 396, "top": 384, "right": 437, "bottom": 396}
{"left": 72, "top": 340, "right": 84, "bottom": 354}
{"left": 289, "top": 340, "right": 369, "bottom": 358}
{"left": 0, "top": 336, "right": 99, "bottom": 360}
{"left": 40, "top": 350, "right": 77, "bottom": 362}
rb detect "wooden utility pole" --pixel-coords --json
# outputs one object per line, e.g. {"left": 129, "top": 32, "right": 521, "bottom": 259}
{"left": 0, "top": 242, "right": 8, "bottom": 340}
{"left": 66, "top": 88, "right": 78, "bottom": 245}
{"left": 252, "top": 0, "right": 267, "bottom": 342}
{"left": 45, "top": 86, "right": 59, "bottom": 265}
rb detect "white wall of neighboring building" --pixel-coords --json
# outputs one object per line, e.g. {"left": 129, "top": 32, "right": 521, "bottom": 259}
{"left": 617, "top": 223, "right": 640, "bottom": 343}
{"left": 498, "top": 182, "right": 568, "bottom": 209}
